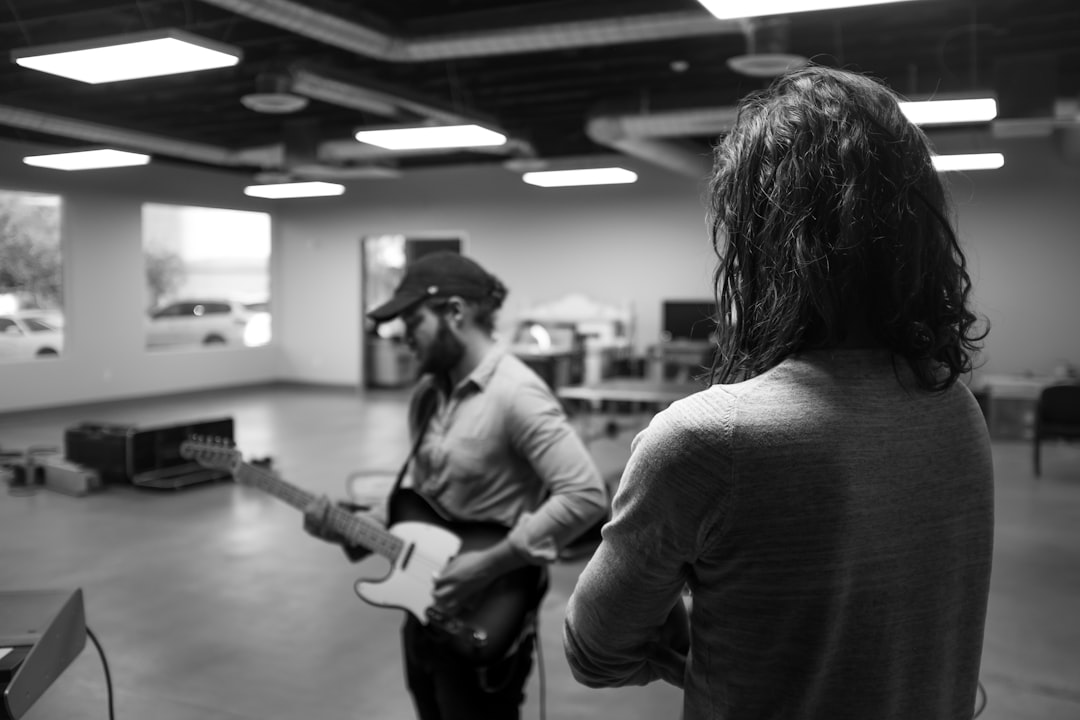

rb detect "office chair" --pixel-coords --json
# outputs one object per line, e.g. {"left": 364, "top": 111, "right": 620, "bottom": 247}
{"left": 1033, "top": 383, "right": 1080, "bottom": 477}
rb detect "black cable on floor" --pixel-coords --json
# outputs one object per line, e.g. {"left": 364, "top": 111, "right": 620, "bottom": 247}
{"left": 86, "top": 627, "right": 115, "bottom": 720}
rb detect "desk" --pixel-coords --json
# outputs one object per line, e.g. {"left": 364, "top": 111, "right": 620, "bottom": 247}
{"left": 558, "top": 378, "right": 703, "bottom": 442}
{"left": 646, "top": 340, "right": 713, "bottom": 382}
{"left": 558, "top": 378, "right": 704, "bottom": 495}
{"left": 975, "top": 374, "right": 1059, "bottom": 439}
{"left": 514, "top": 349, "right": 582, "bottom": 389}
{"left": 558, "top": 378, "right": 703, "bottom": 409}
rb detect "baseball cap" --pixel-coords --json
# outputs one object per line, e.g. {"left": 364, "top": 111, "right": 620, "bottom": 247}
{"left": 367, "top": 251, "right": 505, "bottom": 322}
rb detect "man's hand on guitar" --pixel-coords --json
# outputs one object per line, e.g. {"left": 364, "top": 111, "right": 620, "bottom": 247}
{"left": 302, "top": 495, "right": 375, "bottom": 563}
{"left": 432, "top": 539, "right": 526, "bottom": 615}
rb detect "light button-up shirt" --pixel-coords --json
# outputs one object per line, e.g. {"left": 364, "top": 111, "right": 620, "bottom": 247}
{"left": 407, "top": 347, "right": 607, "bottom": 563}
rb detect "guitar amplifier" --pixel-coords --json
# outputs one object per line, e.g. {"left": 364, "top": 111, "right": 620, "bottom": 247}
{"left": 64, "top": 417, "right": 234, "bottom": 488}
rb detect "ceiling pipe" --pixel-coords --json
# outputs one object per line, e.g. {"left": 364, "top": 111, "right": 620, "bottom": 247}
{"left": 0, "top": 104, "right": 384, "bottom": 176}
{"left": 586, "top": 107, "right": 741, "bottom": 178}
{"left": 288, "top": 65, "right": 497, "bottom": 127}
{"left": 285, "top": 65, "right": 535, "bottom": 159}
{"left": 0, "top": 103, "right": 265, "bottom": 167}
{"left": 196, "top": 0, "right": 744, "bottom": 61}
{"left": 288, "top": 69, "right": 403, "bottom": 118}
{"left": 0, "top": 101, "right": 525, "bottom": 177}
{"left": 197, "top": 0, "right": 744, "bottom": 175}
{"left": 198, "top": 1, "right": 749, "bottom": 175}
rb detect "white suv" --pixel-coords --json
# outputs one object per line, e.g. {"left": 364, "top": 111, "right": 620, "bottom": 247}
{"left": 146, "top": 299, "right": 270, "bottom": 349}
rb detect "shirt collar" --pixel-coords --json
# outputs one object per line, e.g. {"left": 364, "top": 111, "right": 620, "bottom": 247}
{"left": 458, "top": 345, "right": 504, "bottom": 393}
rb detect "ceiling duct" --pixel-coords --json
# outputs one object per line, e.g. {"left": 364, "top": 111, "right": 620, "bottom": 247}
{"left": 196, "top": 0, "right": 746, "bottom": 176}
{"left": 0, "top": 103, "right": 405, "bottom": 179}
{"left": 241, "top": 72, "right": 309, "bottom": 114}
{"left": 287, "top": 65, "right": 493, "bottom": 127}
{"left": 196, "top": 0, "right": 744, "bottom": 61}
{"left": 0, "top": 58, "right": 534, "bottom": 176}
{"left": 0, "top": 103, "right": 257, "bottom": 167}
{"left": 586, "top": 106, "right": 740, "bottom": 179}
{"left": 727, "top": 18, "right": 808, "bottom": 78}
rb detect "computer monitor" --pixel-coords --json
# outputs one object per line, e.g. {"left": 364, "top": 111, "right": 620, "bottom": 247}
{"left": 661, "top": 300, "right": 717, "bottom": 342}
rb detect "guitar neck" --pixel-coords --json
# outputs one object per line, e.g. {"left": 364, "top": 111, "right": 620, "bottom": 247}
{"left": 233, "top": 464, "right": 404, "bottom": 562}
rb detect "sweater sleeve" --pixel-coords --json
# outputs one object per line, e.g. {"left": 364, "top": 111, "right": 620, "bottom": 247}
{"left": 504, "top": 379, "right": 608, "bottom": 562}
{"left": 563, "top": 393, "right": 733, "bottom": 688}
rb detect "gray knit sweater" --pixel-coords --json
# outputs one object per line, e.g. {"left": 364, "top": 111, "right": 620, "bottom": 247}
{"left": 564, "top": 349, "right": 993, "bottom": 720}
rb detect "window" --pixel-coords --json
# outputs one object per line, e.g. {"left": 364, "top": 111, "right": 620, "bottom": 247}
{"left": 0, "top": 189, "right": 63, "bottom": 362}
{"left": 143, "top": 204, "right": 271, "bottom": 350}
{"left": 23, "top": 318, "right": 56, "bottom": 332}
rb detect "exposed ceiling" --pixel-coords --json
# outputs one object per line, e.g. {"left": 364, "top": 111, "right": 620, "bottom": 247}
{"left": 1, "top": 0, "right": 1079, "bottom": 182}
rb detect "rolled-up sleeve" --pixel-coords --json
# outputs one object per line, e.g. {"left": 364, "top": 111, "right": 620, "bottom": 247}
{"left": 563, "top": 402, "right": 731, "bottom": 688}
{"left": 505, "top": 381, "right": 608, "bottom": 562}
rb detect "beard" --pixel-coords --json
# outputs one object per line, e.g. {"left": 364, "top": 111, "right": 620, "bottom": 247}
{"left": 418, "top": 316, "right": 466, "bottom": 377}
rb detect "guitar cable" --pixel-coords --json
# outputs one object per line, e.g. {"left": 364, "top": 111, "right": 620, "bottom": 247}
{"left": 86, "top": 626, "right": 116, "bottom": 720}
{"left": 534, "top": 614, "right": 547, "bottom": 720}
{"left": 973, "top": 679, "right": 987, "bottom": 719}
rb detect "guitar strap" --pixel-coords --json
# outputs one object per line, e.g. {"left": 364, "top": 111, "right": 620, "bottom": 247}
{"left": 390, "top": 381, "right": 440, "bottom": 497}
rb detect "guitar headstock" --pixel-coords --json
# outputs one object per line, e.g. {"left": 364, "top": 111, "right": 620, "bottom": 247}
{"left": 179, "top": 435, "right": 242, "bottom": 474}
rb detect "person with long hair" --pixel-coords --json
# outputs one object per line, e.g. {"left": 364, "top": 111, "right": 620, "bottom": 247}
{"left": 564, "top": 65, "right": 994, "bottom": 720}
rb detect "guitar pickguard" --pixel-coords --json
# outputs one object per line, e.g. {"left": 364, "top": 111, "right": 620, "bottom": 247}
{"left": 354, "top": 521, "right": 461, "bottom": 623}
{"left": 354, "top": 488, "right": 547, "bottom": 665}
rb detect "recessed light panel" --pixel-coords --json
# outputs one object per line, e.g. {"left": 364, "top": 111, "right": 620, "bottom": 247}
{"left": 243, "top": 182, "right": 346, "bottom": 199}
{"left": 932, "top": 153, "right": 1005, "bottom": 172}
{"left": 23, "top": 149, "right": 150, "bottom": 170}
{"left": 354, "top": 125, "right": 507, "bottom": 150}
{"left": 522, "top": 168, "right": 638, "bottom": 187}
{"left": 11, "top": 29, "right": 241, "bottom": 84}
{"left": 698, "top": 0, "right": 922, "bottom": 20}
{"left": 899, "top": 98, "right": 998, "bottom": 125}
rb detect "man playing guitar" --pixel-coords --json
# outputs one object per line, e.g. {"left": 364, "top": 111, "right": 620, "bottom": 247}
{"left": 303, "top": 251, "right": 608, "bottom": 720}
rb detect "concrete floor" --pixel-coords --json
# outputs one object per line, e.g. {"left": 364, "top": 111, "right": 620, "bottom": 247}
{"left": 1, "top": 383, "right": 1077, "bottom": 720}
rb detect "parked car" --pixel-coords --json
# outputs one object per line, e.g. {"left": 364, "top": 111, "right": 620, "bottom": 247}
{"left": 146, "top": 299, "right": 270, "bottom": 349}
{"left": 0, "top": 313, "right": 64, "bottom": 360}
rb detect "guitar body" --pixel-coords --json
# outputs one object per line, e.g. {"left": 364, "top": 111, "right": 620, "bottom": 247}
{"left": 354, "top": 488, "right": 546, "bottom": 665}
{"left": 177, "top": 438, "right": 545, "bottom": 666}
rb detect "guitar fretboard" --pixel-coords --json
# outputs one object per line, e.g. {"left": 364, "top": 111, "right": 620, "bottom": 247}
{"left": 235, "top": 465, "right": 405, "bottom": 562}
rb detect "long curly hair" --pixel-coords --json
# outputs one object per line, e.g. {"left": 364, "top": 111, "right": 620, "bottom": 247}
{"left": 706, "top": 65, "right": 987, "bottom": 392}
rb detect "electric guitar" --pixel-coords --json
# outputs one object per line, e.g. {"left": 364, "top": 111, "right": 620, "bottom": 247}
{"left": 179, "top": 437, "right": 545, "bottom": 665}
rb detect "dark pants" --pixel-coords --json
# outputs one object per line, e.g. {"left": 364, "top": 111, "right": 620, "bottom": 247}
{"left": 402, "top": 614, "right": 535, "bottom": 720}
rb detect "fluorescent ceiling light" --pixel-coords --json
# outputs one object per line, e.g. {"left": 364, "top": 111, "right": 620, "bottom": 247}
{"left": 11, "top": 29, "right": 241, "bottom": 84}
{"left": 932, "top": 153, "right": 1005, "bottom": 173}
{"left": 243, "top": 181, "right": 346, "bottom": 199}
{"left": 522, "top": 168, "right": 638, "bottom": 188}
{"left": 354, "top": 124, "right": 506, "bottom": 150}
{"left": 899, "top": 98, "right": 998, "bottom": 125}
{"left": 698, "top": 0, "right": 922, "bottom": 20}
{"left": 23, "top": 148, "right": 150, "bottom": 170}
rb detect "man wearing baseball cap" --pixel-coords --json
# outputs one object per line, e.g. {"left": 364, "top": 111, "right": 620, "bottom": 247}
{"left": 304, "top": 251, "right": 608, "bottom": 720}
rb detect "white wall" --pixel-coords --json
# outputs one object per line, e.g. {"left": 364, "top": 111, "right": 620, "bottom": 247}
{"left": 276, "top": 158, "right": 716, "bottom": 386}
{"left": 276, "top": 138, "right": 1080, "bottom": 388}
{"left": 0, "top": 139, "right": 281, "bottom": 413}
{"left": 943, "top": 135, "right": 1080, "bottom": 381}
{"left": 2, "top": 131, "right": 1078, "bottom": 413}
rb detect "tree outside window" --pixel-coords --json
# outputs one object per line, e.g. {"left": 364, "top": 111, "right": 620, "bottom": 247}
{"left": 143, "top": 203, "right": 271, "bottom": 351}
